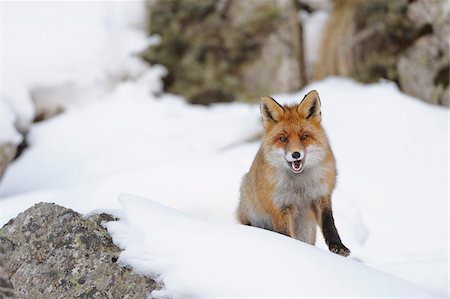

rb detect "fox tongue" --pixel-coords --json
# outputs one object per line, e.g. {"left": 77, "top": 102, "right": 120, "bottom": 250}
{"left": 292, "top": 160, "right": 302, "bottom": 171}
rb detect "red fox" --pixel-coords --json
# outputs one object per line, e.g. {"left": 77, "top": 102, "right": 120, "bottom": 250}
{"left": 237, "top": 91, "right": 350, "bottom": 256}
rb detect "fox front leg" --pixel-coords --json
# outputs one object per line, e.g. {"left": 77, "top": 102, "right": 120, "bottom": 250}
{"left": 319, "top": 198, "right": 350, "bottom": 257}
{"left": 272, "top": 205, "right": 298, "bottom": 238}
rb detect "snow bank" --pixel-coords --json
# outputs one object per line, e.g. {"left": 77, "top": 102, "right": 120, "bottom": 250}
{"left": 1, "top": 1, "right": 149, "bottom": 128}
{"left": 0, "top": 75, "right": 447, "bottom": 296}
{"left": 276, "top": 79, "right": 450, "bottom": 296}
{"left": 106, "top": 193, "right": 439, "bottom": 299}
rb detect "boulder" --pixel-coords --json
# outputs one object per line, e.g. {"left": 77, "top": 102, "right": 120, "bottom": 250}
{"left": 143, "top": 0, "right": 306, "bottom": 104}
{"left": 397, "top": 0, "right": 449, "bottom": 107}
{"left": 236, "top": 0, "right": 306, "bottom": 99}
{"left": 0, "top": 262, "right": 13, "bottom": 299}
{"left": 316, "top": 0, "right": 449, "bottom": 107}
{"left": 0, "top": 203, "right": 160, "bottom": 298}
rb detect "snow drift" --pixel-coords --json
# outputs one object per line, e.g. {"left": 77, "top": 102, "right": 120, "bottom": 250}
{"left": 106, "top": 193, "right": 440, "bottom": 299}
{"left": 0, "top": 75, "right": 448, "bottom": 297}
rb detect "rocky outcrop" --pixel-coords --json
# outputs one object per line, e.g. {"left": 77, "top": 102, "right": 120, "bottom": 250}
{"left": 316, "top": 0, "right": 449, "bottom": 107}
{"left": 0, "top": 262, "right": 13, "bottom": 299}
{"left": 235, "top": 0, "right": 306, "bottom": 100}
{"left": 143, "top": 0, "right": 305, "bottom": 104}
{"left": 397, "top": 0, "right": 449, "bottom": 107}
{"left": 0, "top": 203, "right": 160, "bottom": 298}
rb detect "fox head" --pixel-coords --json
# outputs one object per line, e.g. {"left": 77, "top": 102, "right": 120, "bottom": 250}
{"left": 260, "top": 90, "right": 331, "bottom": 174}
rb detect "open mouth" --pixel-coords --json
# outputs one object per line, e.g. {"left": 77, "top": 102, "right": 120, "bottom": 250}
{"left": 289, "top": 160, "right": 304, "bottom": 173}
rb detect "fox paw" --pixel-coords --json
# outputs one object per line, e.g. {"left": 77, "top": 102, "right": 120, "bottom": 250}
{"left": 329, "top": 244, "right": 351, "bottom": 257}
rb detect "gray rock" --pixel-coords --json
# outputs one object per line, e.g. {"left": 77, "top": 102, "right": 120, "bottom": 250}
{"left": 236, "top": 0, "right": 306, "bottom": 98}
{"left": 0, "top": 203, "right": 160, "bottom": 298}
{"left": 316, "top": 0, "right": 449, "bottom": 107}
{"left": 0, "top": 262, "right": 13, "bottom": 299}
{"left": 397, "top": 0, "right": 449, "bottom": 107}
{"left": 143, "top": 0, "right": 306, "bottom": 104}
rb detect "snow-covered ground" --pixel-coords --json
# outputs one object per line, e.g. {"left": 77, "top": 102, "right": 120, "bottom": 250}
{"left": 0, "top": 73, "right": 448, "bottom": 297}
{"left": 1, "top": 1, "right": 448, "bottom": 298}
{"left": 1, "top": 1, "right": 148, "bottom": 136}
{"left": 107, "top": 193, "right": 439, "bottom": 298}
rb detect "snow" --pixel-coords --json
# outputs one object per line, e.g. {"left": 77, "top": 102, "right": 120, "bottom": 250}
{"left": 1, "top": 1, "right": 448, "bottom": 298}
{"left": 106, "top": 193, "right": 439, "bottom": 299}
{"left": 1, "top": 1, "right": 149, "bottom": 130}
{"left": 0, "top": 74, "right": 448, "bottom": 297}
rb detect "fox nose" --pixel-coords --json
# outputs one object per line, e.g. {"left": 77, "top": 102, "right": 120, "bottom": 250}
{"left": 292, "top": 152, "right": 301, "bottom": 159}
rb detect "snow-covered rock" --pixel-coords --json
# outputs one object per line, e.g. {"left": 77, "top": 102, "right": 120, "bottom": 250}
{"left": 2, "top": 1, "right": 150, "bottom": 124}
{"left": 1, "top": 0, "right": 151, "bottom": 182}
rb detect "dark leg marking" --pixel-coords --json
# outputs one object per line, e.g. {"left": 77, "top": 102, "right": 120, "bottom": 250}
{"left": 321, "top": 208, "right": 350, "bottom": 257}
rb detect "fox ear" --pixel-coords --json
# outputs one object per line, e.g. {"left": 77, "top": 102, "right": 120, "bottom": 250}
{"left": 260, "top": 96, "right": 284, "bottom": 127}
{"left": 298, "top": 90, "right": 321, "bottom": 122}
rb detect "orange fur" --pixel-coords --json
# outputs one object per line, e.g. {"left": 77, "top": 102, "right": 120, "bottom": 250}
{"left": 237, "top": 91, "right": 350, "bottom": 256}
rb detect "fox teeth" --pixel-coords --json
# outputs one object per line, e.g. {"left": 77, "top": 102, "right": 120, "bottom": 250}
{"left": 291, "top": 161, "right": 303, "bottom": 172}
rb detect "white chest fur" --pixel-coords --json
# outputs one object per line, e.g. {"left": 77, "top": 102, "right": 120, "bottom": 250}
{"left": 273, "top": 166, "right": 329, "bottom": 209}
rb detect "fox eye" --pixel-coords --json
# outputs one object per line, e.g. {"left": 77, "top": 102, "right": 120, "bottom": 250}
{"left": 301, "top": 134, "right": 309, "bottom": 141}
{"left": 279, "top": 136, "right": 288, "bottom": 142}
